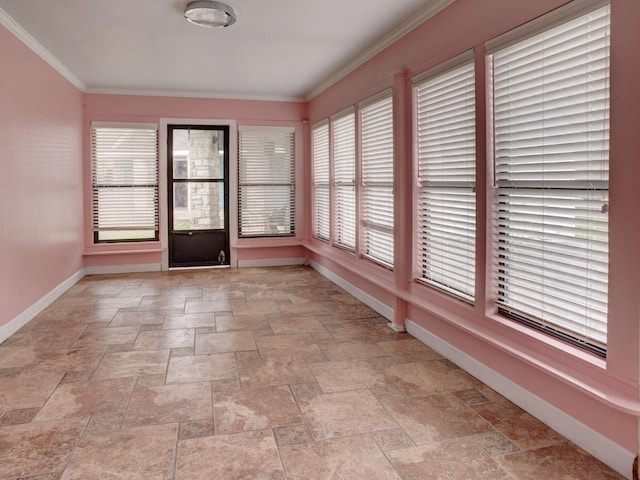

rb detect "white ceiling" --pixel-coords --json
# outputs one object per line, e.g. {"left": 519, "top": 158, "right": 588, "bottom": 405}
{"left": 0, "top": 0, "right": 454, "bottom": 101}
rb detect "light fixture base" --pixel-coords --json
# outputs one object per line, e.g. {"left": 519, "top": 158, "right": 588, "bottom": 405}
{"left": 184, "top": 1, "right": 237, "bottom": 28}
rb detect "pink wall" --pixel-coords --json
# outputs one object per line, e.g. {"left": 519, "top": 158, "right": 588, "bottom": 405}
{"left": 0, "top": 25, "right": 84, "bottom": 329}
{"left": 82, "top": 94, "right": 308, "bottom": 268}
{"left": 2, "top": 0, "right": 638, "bottom": 466}
{"left": 306, "top": 0, "right": 640, "bottom": 455}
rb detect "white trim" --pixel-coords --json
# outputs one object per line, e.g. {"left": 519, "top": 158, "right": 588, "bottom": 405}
{"left": 309, "top": 260, "right": 394, "bottom": 321}
{"left": 311, "top": 118, "right": 329, "bottom": 131}
{"left": 331, "top": 105, "right": 356, "bottom": 122}
{"left": 237, "top": 125, "right": 295, "bottom": 133}
{"left": 406, "top": 319, "right": 634, "bottom": 480}
{"left": 85, "top": 263, "right": 161, "bottom": 275}
{"left": 159, "top": 118, "right": 239, "bottom": 270}
{"left": 91, "top": 121, "right": 158, "bottom": 130}
{"left": 412, "top": 49, "right": 475, "bottom": 85}
{"left": 485, "top": 0, "right": 610, "bottom": 54}
{"left": 237, "top": 257, "right": 305, "bottom": 268}
{"left": 84, "top": 87, "right": 302, "bottom": 103}
{"left": 0, "top": 8, "right": 86, "bottom": 92}
{"left": 305, "top": 0, "right": 456, "bottom": 101}
{"left": 358, "top": 87, "right": 393, "bottom": 110}
{"left": 0, "top": 268, "right": 86, "bottom": 343}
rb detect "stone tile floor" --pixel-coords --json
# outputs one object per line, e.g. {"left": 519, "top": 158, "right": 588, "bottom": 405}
{"left": 0, "top": 266, "right": 625, "bottom": 479}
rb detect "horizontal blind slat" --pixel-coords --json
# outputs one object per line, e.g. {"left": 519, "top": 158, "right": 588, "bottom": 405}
{"left": 361, "top": 92, "right": 394, "bottom": 267}
{"left": 91, "top": 125, "right": 159, "bottom": 241}
{"left": 415, "top": 59, "right": 476, "bottom": 301}
{"left": 492, "top": 3, "right": 610, "bottom": 351}
{"left": 312, "top": 123, "right": 330, "bottom": 241}
{"left": 238, "top": 129, "right": 295, "bottom": 237}
{"left": 332, "top": 111, "right": 356, "bottom": 251}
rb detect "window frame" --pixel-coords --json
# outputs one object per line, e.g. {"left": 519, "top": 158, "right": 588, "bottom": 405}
{"left": 331, "top": 107, "right": 357, "bottom": 252}
{"left": 90, "top": 122, "right": 159, "bottom": 244}
{"left": 237, "top": 126, "right": 296, "bottom": 238}
{"left": 359, "top": 89, "right": 395, "bottom": 269}
{"left": 312, "top": 120, "right": 331, "bottom": 242}
{"left": 487, "top": 0, "right": 611, "bottom": 356}
{"left": 413, "top": 51, "right": 477, "bottom": 303}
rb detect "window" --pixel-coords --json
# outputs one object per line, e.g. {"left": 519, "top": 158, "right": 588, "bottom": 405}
{"left": 360, "top": 90, "right": 394, "bottom": 268}
{"left": 332, "top": 108, "right": 356, "bottom": 251}
{"left": 312, "top": 121, "right": 330, "bottom": 241}
{"left": 238, "top": 127, "right": 295, "bottom": 237}
{"left": 414, "top": 53, "right": 476, "bottom": 302}
{"left": 91, "top": 123, "right": 159, "bottom": 242}
{"left": 488, "top": 1, "right": 610, "bottom": 354}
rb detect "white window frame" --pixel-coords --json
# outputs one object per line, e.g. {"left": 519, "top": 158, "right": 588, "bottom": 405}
{"left": 331, "top": 107, "right": 357, "bottom": 252}
{"left": 359, "top": 89, "right": 395, "bottom": 269}
{"left": 312, "top": 120, "right": 330, "bottom": 242}
{"left": 90, "top": 122, "right": 159, "bottom": 243}
{"left": 413, "top": 51, "right": 476, "bottom": 302}
{"left": 487, "top": 0, "right": 610, "bottom": 355}
{"left": 238, "top": 126, "right": 295, "bottom": 237}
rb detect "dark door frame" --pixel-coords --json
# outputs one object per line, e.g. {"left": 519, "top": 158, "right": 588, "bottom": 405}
{"left": 167, "top": 124, "right": 230, "bottom": 268}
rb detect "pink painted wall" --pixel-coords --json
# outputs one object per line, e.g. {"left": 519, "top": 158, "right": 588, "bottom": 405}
{"left": 0, "top": 25, "right": 84, "bottom": 330}
{"left": 2, "top": 0, "right": 637, "bottom": 464}
{"left": 82, "top": 94, "right": 308, "bottom": 268}
{"left": 306, "top": 0, "right": 640, "bottom": 455}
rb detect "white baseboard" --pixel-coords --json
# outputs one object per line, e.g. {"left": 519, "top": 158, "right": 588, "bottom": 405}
{"left": 0, "top": 268, "right": 86, "bottom": 343}
{"left": 238, "top": 257, "right": 305, "bottom": 268}
{"left": 85, "top": 263, "right": 162, "bottom": 275}
{"left": 406, "top": 319, "right": 634, "bottom": 480}
{"left": 309, "top": 260, "right": 394, "bottom": 321}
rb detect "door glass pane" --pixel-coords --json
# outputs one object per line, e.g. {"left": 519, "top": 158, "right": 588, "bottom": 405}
{"left": 173, "top": 182, "right": 225, "bottom": 230}
{"left": 172, "top": 129, "right": 225, "bottom": 180}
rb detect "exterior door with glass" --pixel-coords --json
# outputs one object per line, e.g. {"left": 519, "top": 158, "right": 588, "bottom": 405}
{"left": 168, "top": 125, "right": 230, "bottom": 267}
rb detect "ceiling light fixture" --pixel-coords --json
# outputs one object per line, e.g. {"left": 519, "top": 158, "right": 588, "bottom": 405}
{"left": 184, "top": 1, "right": 237, "bottom": 28}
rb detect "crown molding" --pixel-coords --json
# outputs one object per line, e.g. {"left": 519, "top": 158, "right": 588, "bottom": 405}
{"left": 84, "top": 86, "right": 304, "bottom": 103}
{"left": 1, "top": 1, "right": 456, "bottom": 103}
{"left": 0, "top": 7, "right": 86, "bottom": 92}
{"left": 304, "top": 0, "right": 456, "bottom": 101}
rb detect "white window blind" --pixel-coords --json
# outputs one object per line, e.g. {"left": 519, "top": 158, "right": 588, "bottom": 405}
{"left": 414, "top": 54, "right": 476, "bottom": 302}
{"left": 332, "top": 109, "right": 356, "bottom": 251}
{"left": 490, "top": 2, "right": 610, "bottom": 353}
{"left": 312, "top": 121, "right": 330, "bottom": 241}
{"left": 360, "top": 91, "right": 394, "bottom": 268}
{"left": 91, "top": 123, "right": 159, "bottom": 242}
{"left": 238, "top": 128, "right": 295, "bottom": 237}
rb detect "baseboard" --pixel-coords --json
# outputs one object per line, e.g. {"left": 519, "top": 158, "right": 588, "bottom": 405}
{"left": 85, "top": 263, "right": 162, "bottom": 275}
{"left": 309, "top": 260, "right": 394, "bottom": 321}
{"left": 237, "top": 257, "right": 305, "bottom": 268}
{"left": 0, "top": 268, "right": 86, "bottom": 343}
{"left": 406, "top": 319, "right": 635, "bottom": 480}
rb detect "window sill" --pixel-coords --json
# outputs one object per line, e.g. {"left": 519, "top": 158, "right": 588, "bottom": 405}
{"left": 232, "top": 238, "right": 303, "bottom": 249}
{"left": 83, "top": 243, "right": 163, "bottom": 256}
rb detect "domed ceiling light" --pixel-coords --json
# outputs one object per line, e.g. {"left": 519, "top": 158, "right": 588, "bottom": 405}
{"left": 184, "top": 1, "right": 237, "bottom": 28}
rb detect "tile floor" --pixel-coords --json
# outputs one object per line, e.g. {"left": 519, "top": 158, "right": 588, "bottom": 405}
{"left": 0, "top": 266, "right": 625, "bottom": 479}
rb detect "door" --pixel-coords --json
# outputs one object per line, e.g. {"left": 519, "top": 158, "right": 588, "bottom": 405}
{"left": 168, "top": 125, "right": 230, "bottom": 267}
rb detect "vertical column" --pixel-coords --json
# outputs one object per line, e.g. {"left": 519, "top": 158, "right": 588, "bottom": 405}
{"left": 474, "top": 45, "right": 489, "bottom": 314}
{"left": 390, "top": 70, "right": 413, "bottom": 332}
{"left": 296, "top": 119, "right": 313, "bottom": 242}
